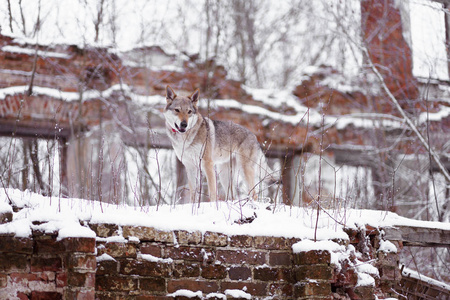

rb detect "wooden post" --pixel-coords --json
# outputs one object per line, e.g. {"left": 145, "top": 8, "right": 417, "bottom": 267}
{"left": 281, "top": 152, "right": 293, "bottom": 205}
{"left": 59, "top": 137, "right": 68, "bottom": 197}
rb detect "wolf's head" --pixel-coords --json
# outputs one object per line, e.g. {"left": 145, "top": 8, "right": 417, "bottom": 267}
{"left": 164, "top": 85, "right": 200, "bottom": 134}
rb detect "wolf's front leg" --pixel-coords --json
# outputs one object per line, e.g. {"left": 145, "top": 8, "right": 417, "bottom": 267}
{"left": 185, "top": 165, "right": 200, "bottom": 203}
{"left": 203, "top": 160, "right": 217, "bottom": 202}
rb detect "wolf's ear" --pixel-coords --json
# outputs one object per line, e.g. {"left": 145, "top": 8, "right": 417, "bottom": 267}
{"left": 190, "top": 89, "right": 199, "bottom": 104}
{"left": 166, "top": 85, "right": 176, "bottom": 103}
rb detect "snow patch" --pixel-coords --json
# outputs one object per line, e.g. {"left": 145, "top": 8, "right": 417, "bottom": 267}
{"left": 167, "top": 289, "right": 203, "bottom": 298}
{"left": 205, "top": 293, "right": 226, "bottom": 299}
{"left": 356, "top": 272, "right": 375, "bottom": 287}
{"left": 0, "top": 201, "right": 12, "bottom": 214}
{"left": 138, "top": 253, "right": 173, "bottom": 264}
{"left": 402, "top": 266, "right": 450, "bottom": 291}
{"left": 57, "top": 224, "right": 96, "bottom": 241}
{"left": 224, "top": 289, "right": 252, "bottom": 299}
{"left": 96, "top": 253, "right": 116, "bottom": 262}
{"left": 2, "top": 45, "right": 72, "bottom": 59}
{"left": 1, "top": 188, "right": 449, "bottom": 243}
{"left": 378, "top": 240, "right": 397, "bottom": 253}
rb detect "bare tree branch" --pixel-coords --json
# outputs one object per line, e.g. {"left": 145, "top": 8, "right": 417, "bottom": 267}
{"left": 362, "top": 46, "right": 450, "bottom": 184}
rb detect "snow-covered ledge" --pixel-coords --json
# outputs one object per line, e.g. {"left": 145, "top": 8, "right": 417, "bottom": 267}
{"left": 1, "top": 188, "right": 449, "bottom": 299}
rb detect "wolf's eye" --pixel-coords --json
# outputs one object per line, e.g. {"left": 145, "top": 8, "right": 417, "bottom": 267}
{"left": 188, "top": 110, "right": 192, "bottom": 114}
{"left": 175, "top": 109, "right": 180, "bottom": 112}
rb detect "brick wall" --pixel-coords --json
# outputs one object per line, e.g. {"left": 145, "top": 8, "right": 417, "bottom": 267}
{"left": 0, "top": 234, "right": 96, "bottom": 299}
{"left": 93, "top": 224, "right": 299, "bottom": 299}
{"left": 0, "top": 221, "right": 403, "bottom": 299}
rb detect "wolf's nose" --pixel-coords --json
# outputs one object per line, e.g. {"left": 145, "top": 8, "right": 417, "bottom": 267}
{"left": 180, "top": 121, "right": 188, "bottom": 129}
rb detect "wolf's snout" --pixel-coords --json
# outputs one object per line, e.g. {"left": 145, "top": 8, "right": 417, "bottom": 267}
{"left": 180, "top": 121, "right": 188, "bottom": 129}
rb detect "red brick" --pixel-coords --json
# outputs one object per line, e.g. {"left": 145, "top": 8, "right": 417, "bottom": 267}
{"left": 164, "top": 246, "right": 204, "bottom": 262}
{"left": 63, "top": 289, "right": 95, "bottom": 300}
{"left": 10, "top": 272, "right": 47, "bottom": 284}
{"left": 353, "top": 285, "right": 375, "bottom": 300}
{"left": 119, "top": 259, "right": 171, "bottom": 277}
{"left": 89, "top": 223, "right": 119, "bottom": 238}
{"left": 221, "top": 281, "right": 267, "bottom": 296}
{"left": 16, "top": 292, "right": 29, "bottom": 300}
{"left": 228, "top": 266, "right": 252, "bottom": 281}
{"left": 229, "top": 235, "right": 253, "bottom": 248}
{"left": 377, "top": 252, "right": 399, "bottom": 267}
{"left": 269, "top": 283, "right": 294, "bottom": 297}
{"left": 173, "top": 262, "right": 200, "bottom": 278}
{"left": 31, "top": 256, "right": 62, "bottom": 272}
{"left": 204, "top": 231, "right": 228, "bottom": 247}
{"left": 0, "top": 253, "right": 28, "bottom": 272}
{"left": 293, "top": 250, "right": 331, "bottom": 265}
{"left": 216, "top": 249, "right": 266, "bottom": 265}
{"left": 167, "top": 279, "right": 219, "bottom": 294}
{"left": 30, "top": 291, "right": 62, "bottom": 300}
{"left": 379, "top": 266, "right": 401, "bottom": 281}
{"left": 66, "top": 254, "right": 96, "bottom": 271}
{"left": 56, "top": 272, "right": 67, "bottom": 287}
{"left": 254, "top": 267, "right": 279, "bottom": 281}
{"left": 294, "top": 281, "right": 331, "bottom": 297}
{"left": 97, "top": 260, "right": 118, "bottom": 275}
{"left": 63, "top": 237, "right": 96, "bottom": 253}
{"left": 201, "top": 264, "right": 227, "bottom": 279}
{"left": 35, "top": 236, "right": 65, "bottom": 254}
{"left": 295, "top": 265, "right": 333, "bottom": 281}
{"left": 67, "top": 271, "right": 95, "bottom": 287}
{"left": 0, "top": 236, "right": 33, "bottom": 254}
{"left": 254, "top": 236, "right": 288, "bottom": 250}
{"left": 96, "top": 275, "right": 138, "bottom": 291}
{"left": 333, "top": 266, "right": 358, "bottom": 287}
{"left": 122, "top": 226, "right": 173, "bottom": 243}
{"left": 269, "top": 251, "right": 291, "bottom": 266}
{"left": 140, "top": 243, "right": 162, "bottom": 257}
{"left": 99, "top": 242, "right": 137, "bottom": 258}
{"left": 93, "top": 292, "right": 116, "bottom": 300}
{"left": 139, "top": 277, "right": 166, "bottom": 292}
{"left": 175, "top": 230, "right": 202, "bottom": 245}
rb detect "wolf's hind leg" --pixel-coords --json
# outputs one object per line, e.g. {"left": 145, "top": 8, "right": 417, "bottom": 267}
{"left": 237, "top": 151, "right": 257, "bottom": 201}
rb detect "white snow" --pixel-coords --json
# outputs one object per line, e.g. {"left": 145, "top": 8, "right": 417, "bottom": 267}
{"left": 0, "top": 201, "right": 12, "bottom": 214}
{"left": 292, "top": 239, "right": 345, "bottom": 253}
{"left": 138, "top": 253, "right": 173, "bottom": 264}
{"left": 167, "top": 289, "right": 203, "bottom": 298}
{"left": 57, "top": 224, "right": 96, "bottom": 240}
{"left": 355, "top": 260, "right": 379, "bottom": 277}
{"left": 356, "top": 272, "right": 375, "bottom": 287}
{"left": 96, "top": 253, "right": 116, "bottom": 262}
{"left": 378, "top": 240, "right": 398, "bottom": 254}
{"left": 402, "top": 266, "right": 450, "bottom": 291}
{"left": 3, "top": 81, "right": 434, "bottom": 131}
{"left": 205, "top": 293, "right": 226, "bottom": 299}
{"left": 292, "top": 239, "right": 347, "bottom": 267}
{"left": 2, "top": 188, "right": 450, "bottom": 242}
{"left": 1, "top": 187, "right": 449, "bottom": 297}
{"left": 224, "top": 289, "right": 252, "bottom": 299}
{"left": 409, "top": 0, "right": 449, "bottom": 81}
{"left": 1, "top": 45, "right": 71, "bottom": 59}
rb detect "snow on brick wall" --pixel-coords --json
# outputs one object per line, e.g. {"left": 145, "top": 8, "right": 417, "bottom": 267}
{"left": 90, "top": 224, "right": 399, "bottom": 299}
{"left": 0, "top": 203, "right": 405, "bottom": 299}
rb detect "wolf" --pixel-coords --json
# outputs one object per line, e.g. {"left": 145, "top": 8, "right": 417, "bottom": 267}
{"left": 163, "top": 85, "right": 276, "bottom": 203}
